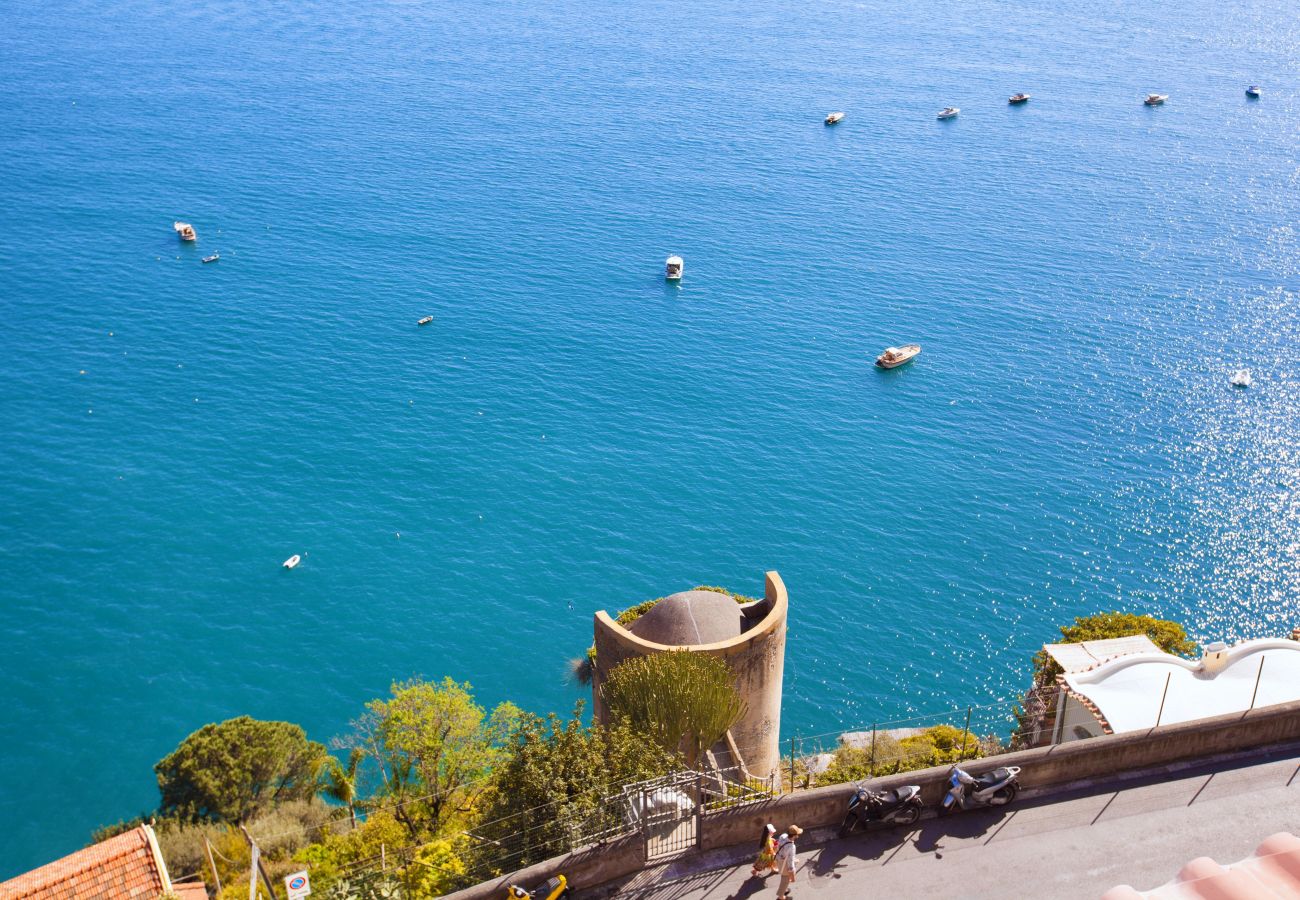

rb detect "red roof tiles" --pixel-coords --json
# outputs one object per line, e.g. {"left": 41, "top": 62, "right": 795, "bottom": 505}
{"left": 0, "top": 826, "right": 169, "bottom": 900}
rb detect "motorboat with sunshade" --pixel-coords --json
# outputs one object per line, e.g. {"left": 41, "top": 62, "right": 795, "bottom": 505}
{"left": 1144, "top": 94, "right": 1168, "bottom": 106}
{"left": 876, "top": 344, "right": 921, "bottom": 368}
{"left": 825, "top": 111, "right": 845, "bottom": 125}
{"left": 937, "top": 107, "right": 959, "bottom": 119}
{"left": 173, "top": 221, "right": 197, "bottom": 241}
{"left": 665, "top": 255, "right": 683, "bottom": 281}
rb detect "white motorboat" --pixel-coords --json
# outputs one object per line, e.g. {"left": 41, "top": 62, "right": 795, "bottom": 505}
{"left": 665, "top": 255, "right": 683, "bottom": 281}
{"left": 173, "top": 221, "right": 197, "bottom": 241}
{"left": 417, "top": 315, "right": 434, "bottom": 326}
{"left": 1009, "top": 93, "right": 1031, "bottom": 104}
{"left": 1144, "top": 94, "right": 1168, "bottom": 106}
{"left": 825, "top": 111, "right": 845, "bottom": 125}
{"left": 283, "top": 554, "right": 302, "bottom": 569}
{"left": 1246, "top": 85, "right": 1261, "bottom": 98}
{"left": 201, "top": 253, "right": 220, "bottom": 264}
{"left": 937, "top": 107, "right": 959, "bottom": 120}
{"left": 1230, "top": 369, "right": 1252, "bottom": 388}
{"left": 876, "top": 344, "right": 921, "bottom": 369}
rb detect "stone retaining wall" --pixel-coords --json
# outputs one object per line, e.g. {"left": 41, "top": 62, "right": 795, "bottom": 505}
{"left": 441, "top": 698, "right": 1300, "bottom": 899}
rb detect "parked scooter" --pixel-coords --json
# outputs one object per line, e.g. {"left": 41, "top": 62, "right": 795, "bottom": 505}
{"left": 939, "top": 765, "right": 1021, "bottom": 814}
{"left": 839, "top": 783, "right": 924, "bottom": 835}
{"left": 506, "top": 874, "right": 569, "bottom": 899}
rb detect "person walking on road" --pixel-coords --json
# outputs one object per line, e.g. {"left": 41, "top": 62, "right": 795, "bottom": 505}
{"left": 750, "top": 823, "right": 778, "bottom": 877}
{"left": 775, "top": 825, "right": 802, "bottom": 898}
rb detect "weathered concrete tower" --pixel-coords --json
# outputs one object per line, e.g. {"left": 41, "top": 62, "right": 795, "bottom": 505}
{"left": 591, "top": 571, "right": 788, "bottom": 780}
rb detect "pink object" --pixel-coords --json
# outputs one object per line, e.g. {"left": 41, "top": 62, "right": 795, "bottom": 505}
{"left": 1103, "top": 832, "right": 1300, "bottom": 899}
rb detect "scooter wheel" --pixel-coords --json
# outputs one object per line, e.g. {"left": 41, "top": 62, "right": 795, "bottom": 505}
{"left": 938, "top": 802, "right": 957, "bottom": 817}
{"left": 992, "top": 784, "right": 1019, "bottom": 805}
{"left": 895, "top": 804, "right": 922, "bottom": 826}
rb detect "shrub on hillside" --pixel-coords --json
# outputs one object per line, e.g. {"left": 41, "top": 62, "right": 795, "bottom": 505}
{"left": 815, "top": 725, "right": 985, "bottom": 786}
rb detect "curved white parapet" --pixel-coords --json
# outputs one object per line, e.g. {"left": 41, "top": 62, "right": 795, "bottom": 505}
{"left": 1064, "top": 639, "right": 1300, "bottom": 734}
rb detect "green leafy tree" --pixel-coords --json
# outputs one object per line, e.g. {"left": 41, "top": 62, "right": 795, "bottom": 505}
{"left": 1032, "top": 611, "right": 1196, "bottom": 684}
{"left": 319, "top": 748, "right": 365, "bottom": 827}
{"left": 473, "top": 703, "right": 676, "bottom": 870}
{"left": 293, "top": 810, "right": 409, "bottom": 895}
{"left": 358, "top": 677, "right": 519, "bottom": 837}
{"left": 155, "top": 717, "right": 328, "bottom": 823}
{"left": 601, "top": 651, "right": 747, "bottom": 768}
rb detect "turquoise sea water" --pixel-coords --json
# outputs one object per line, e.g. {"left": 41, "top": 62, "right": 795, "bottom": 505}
{"left": 2, "top": 0, "right": 1299, "bottom": 876}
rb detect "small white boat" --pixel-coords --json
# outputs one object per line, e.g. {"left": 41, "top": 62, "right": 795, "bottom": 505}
{"left": 173, "top": 221, "right": 197, "bottom": 241}
{"left": 1246, "top": 85, "right": 1261, "bottom": 98}
{"left": 417, "top": 315, "right": 434, "bottom": 326}
{"left": 825, "top": 111, "right": 845, "bottom": 125}
{"left": 201, "top": 253, "right": 220, "bottom": 264}
{"left": 1230, "top": 369, "right": 1252, "bottom": 388}
{"left": 665, "top": 255, "right": 683, "bottom": 281}
{"left": 283, "top": 554, "right": 302, "bottom": 569}
{"left": 1009, "top": 93, "right": 1031, "bottom": 104}
{"left": 1144, "top": 94, "right": 1168, "bottom": 106}
{"left": 937, "top": 107, "right": 959, "bottom": 120}
{"left": 876, "top": 344, "right": 921, "bottom": 369}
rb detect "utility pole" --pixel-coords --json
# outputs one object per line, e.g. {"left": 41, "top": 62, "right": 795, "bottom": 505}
{"left": 238, "top": 825, "right": 279, "bottom": 900}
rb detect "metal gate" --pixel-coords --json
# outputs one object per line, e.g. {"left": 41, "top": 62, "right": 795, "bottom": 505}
{"left": 629, "top": 771, "right": 700, "bottom": 860}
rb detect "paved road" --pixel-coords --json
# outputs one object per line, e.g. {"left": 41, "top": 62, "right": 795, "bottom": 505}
{"left": 614, "top": 744, "right": 1300, "bottom": 900}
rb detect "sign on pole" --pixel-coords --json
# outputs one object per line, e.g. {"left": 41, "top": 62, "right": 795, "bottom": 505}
{"left": 285, "top": 871, "right": 312, "bottom": 900}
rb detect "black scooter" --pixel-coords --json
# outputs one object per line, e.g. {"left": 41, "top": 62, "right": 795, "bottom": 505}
{"left": 838, "top": 783, "right": 924, "bottom": 836}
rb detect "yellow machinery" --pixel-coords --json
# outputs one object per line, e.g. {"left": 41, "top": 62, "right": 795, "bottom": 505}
{"left": 506, "top": 874, "right": 568, "bottom": 900}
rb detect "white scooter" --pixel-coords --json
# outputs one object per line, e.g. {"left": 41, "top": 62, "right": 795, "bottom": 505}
{"left": 939, "top": 764, "right": 1021, "bottom": 814}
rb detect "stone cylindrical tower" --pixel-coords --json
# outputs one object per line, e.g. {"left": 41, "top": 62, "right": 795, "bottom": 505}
{"left": 591, "top": 571, "right": 788, "bottom": 780}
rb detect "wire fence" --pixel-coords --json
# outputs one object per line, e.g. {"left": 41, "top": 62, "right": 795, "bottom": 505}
{"left": 227, "top": 686, "right": 1057, "bottom": 900}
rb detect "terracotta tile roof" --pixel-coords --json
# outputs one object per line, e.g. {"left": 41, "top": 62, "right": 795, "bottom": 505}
{"left": 170, "top": 883, "right": 208, "bottom": 900}
{"left": 0, "top": 825, "right": 168, "bottom": 900}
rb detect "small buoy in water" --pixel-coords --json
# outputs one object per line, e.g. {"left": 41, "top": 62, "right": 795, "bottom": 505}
{"left": 79, "top": 370, "right": 85, "bottom": 375}
{"left": 283, "top": 554, "right": 301, "bottom": 569}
